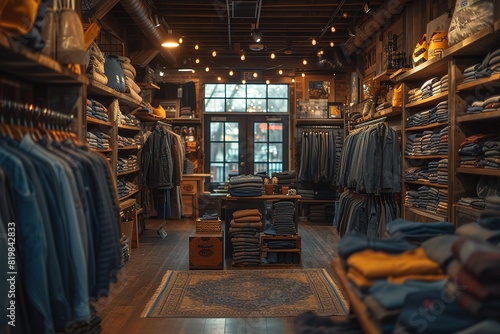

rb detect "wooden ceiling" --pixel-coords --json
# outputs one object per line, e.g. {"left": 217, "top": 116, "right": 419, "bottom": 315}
{"left": 96, "top": 0, "right": 393, "bottom": 73}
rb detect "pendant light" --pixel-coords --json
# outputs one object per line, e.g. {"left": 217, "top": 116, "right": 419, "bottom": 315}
{"left": 162, "top": 30, "right": 179, "bottom": 48}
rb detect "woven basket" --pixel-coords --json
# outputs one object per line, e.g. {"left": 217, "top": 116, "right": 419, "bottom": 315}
{"left": 196, "top": 218, "right": 221, "bottom": 233}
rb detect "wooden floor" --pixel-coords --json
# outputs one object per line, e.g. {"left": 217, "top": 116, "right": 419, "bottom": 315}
{"left": 97, "top": 218, "right": 345, "bottom": 334}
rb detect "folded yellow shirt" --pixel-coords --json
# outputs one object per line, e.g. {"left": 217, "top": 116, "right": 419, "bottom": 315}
{"left": 346, "top": 247, "right": 443, "bottom": 280}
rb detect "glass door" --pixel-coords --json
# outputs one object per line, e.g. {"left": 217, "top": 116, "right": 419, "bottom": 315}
{"left": 204, "top": 115, "right": 288, "bottom": 188}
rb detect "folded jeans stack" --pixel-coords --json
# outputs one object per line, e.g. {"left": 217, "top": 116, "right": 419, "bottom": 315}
{"left": 272, "top": 170, "right": 297, "bottom": 187}
{"left": 420, "top": 77, "right": 439, "bottom": 99}
{"left": 229, "top": 209, "right": 262, "bottom": 266}
{"left": 385, "top": 218, "right": 455, "bottom": 245}
{"left": 86, "top": 99, "right": 109, "bottom": 122}
{"left": 482, "top": 95, "right": 500, "bottom": 113}
{"left": 86, "top": 131, "right": 110, "bottom": 150}
{"left": 440, "top": 74, "right": 449, "bottom": 92}
{"left": 467, "top": 100, "right": 484, "bottom": 114}
{"left": 272, "top": 200, "right": 297, "bottom": 235}
{"left": 119, "top": 113, "right": 141, "bottom": 127}
{"left": 228, "top": 174, "right": 264, "bottom": 196}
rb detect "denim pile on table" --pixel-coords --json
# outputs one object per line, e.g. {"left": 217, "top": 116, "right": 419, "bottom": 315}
{"left": 338, "top": 123, "right": 400, "bottom": 194}
{"left": 336, "top": 191, "right": 400, "bottom": 238}
{"left": 117, "top": 134, "right": 141, "bottom": 148}
{"left": 86, "top": 42, "right": 108, "bottom": 85}
{"left": 458, "top": 134, "right": 497, "bottom": 168}
{"left": 229, "top": 209, "right": 262, "bottom": 266}
{"left": 385, "top": 218, "right": 454, "bottom": 244}
{"left": 228, "top": 174, "right": 263, "bottom": 196}
{"left": 117, "top": 155, "right": 138, "bottom": 173}
{"left": 272, "top": 170, "right": 297, "bottom": 188}
{"left": 86, "top": 99, "right": 109, "bottom": 122}
{"left": 118, "top": 113, "right": 141, "bottom": 127}
{"left": 271, "top": 200, "right": 297, "bottom": 235}
{"left": 462, "top": 47, "right": 500, "bottom": 83}
{"left": 117, "top": 56, "right": 142, "bottom": 103}
{"left": 297, "top": 128, "right": 343, "bottom": 184}
{"left": 337, "top": 213, "right": 500, "bottom": 334}
{"left": 86, "top": 131, "right": 110, "bottom": 150}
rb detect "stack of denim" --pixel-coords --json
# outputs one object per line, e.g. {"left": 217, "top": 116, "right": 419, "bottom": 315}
{"left": 482, "top": 95, "right": 500, "bottom": 113}
{"left": 86, "top": 131, "right": 110, "bottom": 150}
{"left": 117, "top": 178, "right": 129, "bottom": 198}
{"left": 406, "top": 107, "right": 437, "bottom": 127}
{"left": 431, "top": 79, "right": 441, "bottom": 95}
{"left": 437, "top": 189, "right": 448, "bottom": 215}
{"left": 421, "top": 77, "right": 439, "bottom": 99}
{"left": 86, "top": 99, "right": 109, "bottom": 122}
{"left": 462, "top": 63, "right": 483, "bottom": 83}
{"left": 119, "top": 113, "right": 141, "bottom": 127}
{"left": 272, "top": 201, "right": 297, "bottom": 235}
{"left": 117, "top": 155, "right": 138, "bottom": 173}
{"left": 229, "top": 174, "right": 263, "bottom": 196}
{"left": 480, "top": 139, "right": 500, "bottom": 170}
{"left": 407, "top": 88, "right": 422, "bottom": 103}
{"left": 436, "top": 100, "right": 448, "bottom": 122}
{"left": 427, "top": 161, "right": 439, "bottom": 183}
{"left": 229, "top": 209, "right": 262, "bottom": 266}
{"left": 386, "top": 219, "right": 455, "bottom": 244}
{"left": 478, "top": 196, "right": 500, "bottom": 229}
{"left": 440, "top": 74, "right": 449, "bottom": 92}
{"left": 117, "top": 134, "right": 140, "bottom": 148}
{"left": 406, "top": 129, "right": 443, "bottom": 156}
{"left": 405, "top": 133, "right": 420, "bottom": 155}
{"left": 86, "top": 42, "right": 108, "bottom": 85}
{"left": 272, "top": 170, "right": 297, "bottom": 188}
{"left": 297, "top": 189, "right": 314, "bottom": 200}
{"left": 404, "top": 166, "right": 424, "bottom": 182}
{"left": 438, "top": 126, "right": 449, "bottom": 155}
{"left": 405, "top": 186, "right": 444, "bottom": 214}
{"left": 459, "top": 134, "right": 497, "bottom": 168}
{"left": 467, "top": 100, "right": 484, "bottom": 114}
{"left": 458, "top": 196, "right": 486, "bottom": 209}
{"left": 437, "top": 159, "right": 448, "bottom": 185}
{"left": 462, "top": 47, "right": 500, "bottom": 84}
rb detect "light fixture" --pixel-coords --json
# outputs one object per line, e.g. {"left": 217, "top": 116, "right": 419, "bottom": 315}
{"left": 153, "top": 15, "right": 161, "bottom": 27}
{"left": 191, "top": 69, "right": 195, "bottom": 73}
{"left": 284, "top": 40, "right": 293, "bottom": 55}
{"left": 330, "top": 25, "right": 336, "bottom": 33}
{"left": 217, "top": 76, "right": 222, "bottom": 81}
{"left": 292, "top": 78, "right": 295, "bottom": 82}
{"left": 251, "top": 27, "right": 262, "bottom": 43}
{"left": 161, "top": 30, "right": 179, "bottom": 48}
{"left": 205, "top": 66, "right": 210, "bottom": 72}
{"left": 311, "top": 38, "right": 317, "bottom": 46}
{"left": 253, "top": 72, "right": 258, "bottom": 78}
{"left": 194, "top": 44, "right": 199, "bottom": 50}
{"left": 178, "top": 59, "right": 193, "bottom": 72}
{"left": 330, "top": 41, "right": 335, "bottom": 47}
{"left": 195, "top": 58, "right": 200, "bottom": 64}
{"left": 301, "top": 72, "right": 305, "bottom": 77}
{"left": 364, "top": 1, "right": 371, "bottom": 13}
{"left": 240, "top": 53, "right": 246, "bottom": 61}
{"left": 278, "top": 69, "right": 283, "bottom": 75}
{"left": 265, "top": 79, "right": 270, "bottom": 84}
{"left": 229, "top": 70, "right": 234, "bottom": 76}
{"left": 270, "top": 52, "right": 276, "bottom": 59}
{"left": 212, "top": 50, "right": 217, "bottom": 57}
{"left": 159, "top": 70, "right": 164, "bottom": 77}
{"left": 342, "top": 12, "right": 348, "bottom": 18}
{"left": 242, "top": 79, "right": 246, "bottom": 84}
{"left": 178, "top": 37, "right": 183, "bottom": 44}
{"left": 302, "top": 59, "right": 308, "bottom": 65}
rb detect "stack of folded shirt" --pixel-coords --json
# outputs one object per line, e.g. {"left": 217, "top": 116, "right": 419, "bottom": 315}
{"left": 427, "top": 161, "right": 439, "bottom": 184}
{"left": 86, "top": 42, "right": 107, "bottom": 85}
{"left": 117, "top": 155, "right": 138, "bottom": 173}
{"left": 272, "top": 170, "right": 297, "bottom": 188}
{"left": 458, "top": 196, "right": 486, "bottom": 209}
{"left": 480, "top": 139, "right": 500, "bottom": 170}
{"left": 376, "top": 101, "right": 392, "bottom": 111}
{"left": 86, "top": 131, "right": 110, "bottom": 150}
{"left": 421, "top": 130, "right": 434, "bottom": 155}
{"left": 117, "top": 135, "right": 139, "bottom": 148}
{"left": 404, "top": 167, "right": 424, "bottom": 182}
{"left": 482, "top": 95, "right": 500, "bottom": 113}
{"left": 119, "top": 113, "right": 141, "bottom": 127}
{"left": 431, "top": 79, "right": 441, "bottom": 95}
{"left": 272, "top": 201, "right": 297, "bottom": 235}
{"left": 440, "top": 74, "right": 449, "bottom": 92}
{"left": 462, "top": 47, "right": 500, "bottom": 84}
{"left": 117, "top": 56, "right": 142, "bottom": 103}
{"left": 435, "top": 100, "right": 448, "bottom": 123}
{"left": 421, "top": 77, "right": 439, "bottom": 99}
{"left": 179, "top": 106, "right": 193, "bottom": 118}
{"left": 117, "top": 178, "right": 129, "bottom": 198}
{"left": 437, "top": 189, "right": 448, "bottom": 214}
{"left": 405, "top": 133, "right": 421, "bottom": 156}
{"left": 297, "top": 189, "right": 314, "bottom": 200}
{"left": 462, "top": 63, "right": 481, "bottom": 83}
{"left": 405, "top": 190, "right": 419, "bottom": 208}
{"left": 438, "top": 127, "right": 448, "bottom": 155}
{"left": 478, "top": 196, "right": 500, "bottom": 229}
{"left": 437, "top": 159, "right": 448, "bottom": 185}
{"left": 229, "top": 209, "right": 262, "bottom": 266}
{"left": 459, "top": 134, "right": 496, "bottom": 168}
{"left": 386, "top": 219, "right": 455, "bottom": 244}
{"left": 86, "top": 99, "right": 109, "bottom": 122}
{"left": 229, "top": 174, "right": 263, "bottom": 196}
{"left": 407, "top": 107, "right": 436, "bottom": 127}
{"left": 467, "top": 100, "right": 484, "bottom": 114}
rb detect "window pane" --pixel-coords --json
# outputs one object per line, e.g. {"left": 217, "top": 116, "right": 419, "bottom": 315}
{"left": 247, "top": 98, "right": 266, "bottom": 112}
{"left": 210, "top": 163, "right": 226, "bottom": 183}
{"left": 268, "top": 84, "right": 288, "bottom": 98}
{"left": 224, "top": 122, "right": 239, "bottom": 141}
{"left": 254, "top": 143, "right": 268, "bottom": 162}
{"left": 227, "top": 99, "right": 246, "bottom": 112}
{"left": 269, "top": 122, "right": 283, "bottom": 141}
{"left": 247, "top": 84, "right": 266, "bottom": 98}
{"left": 268, "top": 99, "right": 288, "bottom": 112}
{"left": 268, "top": 163, "right": 283, "bottom": 174}
{"left": 205, "top": 98, "right": 225, "bottom": 112}
{"left": 210, "top": 143, "right": 224, "bottom": 161}
{"left": 254, "top": 123, "right": 267, "bottom": 142}
{"left": 205, "top": 84, "right": 225, "bottom": 97}
{"left": 254, "top": 163, "right": 268, "bottom": 174}
{"left": 226, "top": 84, "right": 246, "bottom": 98}
{"left": 210, "top": 122, "right": 224, "bottom": 141}
{"left": 269, "top": 143, "right": 283, "bottom": 162}
{"left": 226, "top": 143, "right": 239, "bottom": 162}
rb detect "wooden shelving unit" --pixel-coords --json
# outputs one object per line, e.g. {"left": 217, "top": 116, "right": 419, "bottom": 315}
{"left": 456, "top": 167, "right": 500, "bottom": 177}
{"left": 404, "top": 155, "right": 447, "bottom": 160}
{"left": 260, "top": 234, "right": 301, "bottom": 267}
{"left": 404, "top": 205, "right": 447, "bottom": 221}
{"left": 87, "top": 116, "right": 112, "bottom": 126}
{"left": 117, "top": 167, "right": 140, "bottom": 176}
{"left": 457, "top": 110, "right": 500, "bottom": 123}
{"left": 405, "top": 122, "right": 447, "bottom": 132}
{"left": 405, "top": 91, "right": 448, "bottom": 109}
{"left": 405, "top": 181, "right": 448, "bottom": 189}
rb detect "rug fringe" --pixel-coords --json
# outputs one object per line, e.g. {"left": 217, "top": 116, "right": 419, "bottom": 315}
{"left": 141, "top": 270, "right": 173, "bottom": 318}
{"left": 321, "top": 268, "right": 349, "bottom": 314}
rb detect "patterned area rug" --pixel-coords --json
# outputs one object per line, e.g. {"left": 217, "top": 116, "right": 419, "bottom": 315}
{"left": 142, "top": 268, "right": 348, "bottom": 318}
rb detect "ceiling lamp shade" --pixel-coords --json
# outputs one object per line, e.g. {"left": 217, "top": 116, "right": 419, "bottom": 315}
{"left": 364, "top": 1, "right": 371, "bottom": 13}
{"left": 251, "top": 28, "right": 262, "bottom": 42}
{"left": 162, "top": 30, "right": 179, "bottom": 48}
{"left": 284, "top": 40, "right": 293, "bottom": 55}
{"left": 153, "top": 15, "right": 161, "bottom": 27}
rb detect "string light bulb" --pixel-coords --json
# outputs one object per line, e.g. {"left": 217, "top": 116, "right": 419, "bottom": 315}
{"left": 240, "top": 53, "right": 246, "bottom": 61}
{"left": 194, "top": 44, "right": 199, "bottom": 50}
{"left": 342, "top": 12, "right": 348, "bottom": 18}
{"left": 311, "top": 38, "right": 317, "bottom": 46}
{"left": 302, "top": 59, "right": 308, "bottom": 65}
{"left": 301, "top": 72, "right": 306, "bottom": 77}
{"left": 265, "top": 79, "right": 270, "bottom": 84}
{"left": 229, "top": 70, "right": 234, "bottom": 76}
{"left": 278, "top": 69, "right": 283, "bottom": 75}
{"left": 212, "top": 50, "right": 217, "bottom": 57}
{"left": 205, "top": 66, "right": 210, "bottom": 72}
{"left": 242, "top": 79, "right": 246, "bottom": 84}
{"left": 253, "top": 72, "right": 258, "bottom": 78}
{"left": 195, "top": 58, "right": 200, "bottom": 63}
{"left": 178, "top": 37, "right": 183, "bottom": 44}
{"left": 330, "top": 41, "right": 335, "bottom": 47}
{"left": 292, "top": 78, "right": 295, "bottom": 82}
{"left": 331, "top": 26, "right": 336, "bottom": 33}
{"left": 270, "top": 52, "right": 276, "bottom": 59}
{"left": 217, "top": 76, "right": 221, "bottom": 81}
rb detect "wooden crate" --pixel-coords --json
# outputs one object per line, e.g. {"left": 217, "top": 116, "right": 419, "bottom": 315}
{"left": 189, "top": 233, "right": 224, "bottom": 269}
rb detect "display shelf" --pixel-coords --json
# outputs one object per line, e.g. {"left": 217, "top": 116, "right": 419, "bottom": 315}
{"left": 456, "top": 167, "right": 500, "bottom": 177}
{"left": 86, "top": 116, "right": 113, "bottom": 127}
{"left": 91, "top": 148, "right": 112, "bottom": 153}
{"left": 405, "top": 181, "right": 448, "bottom": 189}
{"left": 395, "top": 56, "right": 448, "bottom": 82}
{"left": 0, "top": 32, "right": 88, "bottom": 84}
{"left": 136, "top": 82, "right": 160, "bottom": 90}
{"left": 405, "top": 91, "right": 448, "bottom": 109}
{"left": 260, "top": 234, "right": 301, "bottom": 267}
{"left": 456, "top": 73, "right": 500, "bottom": 92}
{"left": 373, "top": 69, "right": 399, "bottom": 82}
{"left": 404, "top": 205, "right": 447, "bottom": 221}
{"left": 405, "top": 122, "right": 447, "bottom": 132}
{"left": 352, "top": 107, "right": 402, "bottom": 126}
{"left": 389, "top": 68, "right": 411, "bottom": 81}
{"left": 404, "top": 155, "right": 447, "bottom": 160}
{"left": 443, "top": 26, "right": 496, "bottom": 58}
{"left": 119, "top": 198, "right": 136, "bottom": 211}
{"left": 332, "top": 258, "right": 381, "bottom": 334}
{"left": 118, "top": 124, "right": 141, "bottom": 131}
{"left": 87, "top": 79, "right": 143, "bottom": 109}
{"left": 298, "top": 199, "right": 337, "bottom": 204}
{"left": 226, "top": 194, "right": 301, "bottom": 201}
{"left": 453, "top": 204, "right": 483, "bottom": 216}
{"left": 118, "top": 189, "right": 139, "bottom": 201}
{"left": 169, "top": 118, "right": 202, "bottom": 124}
{"left": 457, "top": 110, "right": 500, "bottom": 123}
{"left": 296, "top": 118, "right": 344, "bottom": 126}
{"left": 118, "top": 145, "right": 141, "bottom": 151}
{"left": 117, "top": 167, "right": 140, "bottom": 176}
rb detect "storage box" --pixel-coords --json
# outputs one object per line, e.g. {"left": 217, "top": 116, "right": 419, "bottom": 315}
{"left": 196, "top": 217, "right": 221, "bottom": 233}
{"left": 189, "top": 233, "right": 224, "bottom": 269}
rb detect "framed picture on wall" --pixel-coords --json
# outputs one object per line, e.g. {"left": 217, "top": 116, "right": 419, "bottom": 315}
{"left": 306, "top": 76, "right": 334, "bottom": 101}
{"left": 350, "top": 72, "right": 359, "bottom": 105}
{"left": 362, "top": 73, "right": 375, "bottom": 101}
{"left": 296, "top": 99, "right": 328, "bottom": 119}
{"left": 328, "top": 102, "right": 343, "bottom": 119}
{"left": 159, "top": 99, "right": 180, "bottom": 118}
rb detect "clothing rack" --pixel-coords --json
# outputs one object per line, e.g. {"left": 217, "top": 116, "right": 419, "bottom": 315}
{"left": 156, "top": 120, "right": 173, "bottom": 130}
{"left": 353, "top": 116, "right": 387, "bottom": 129}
